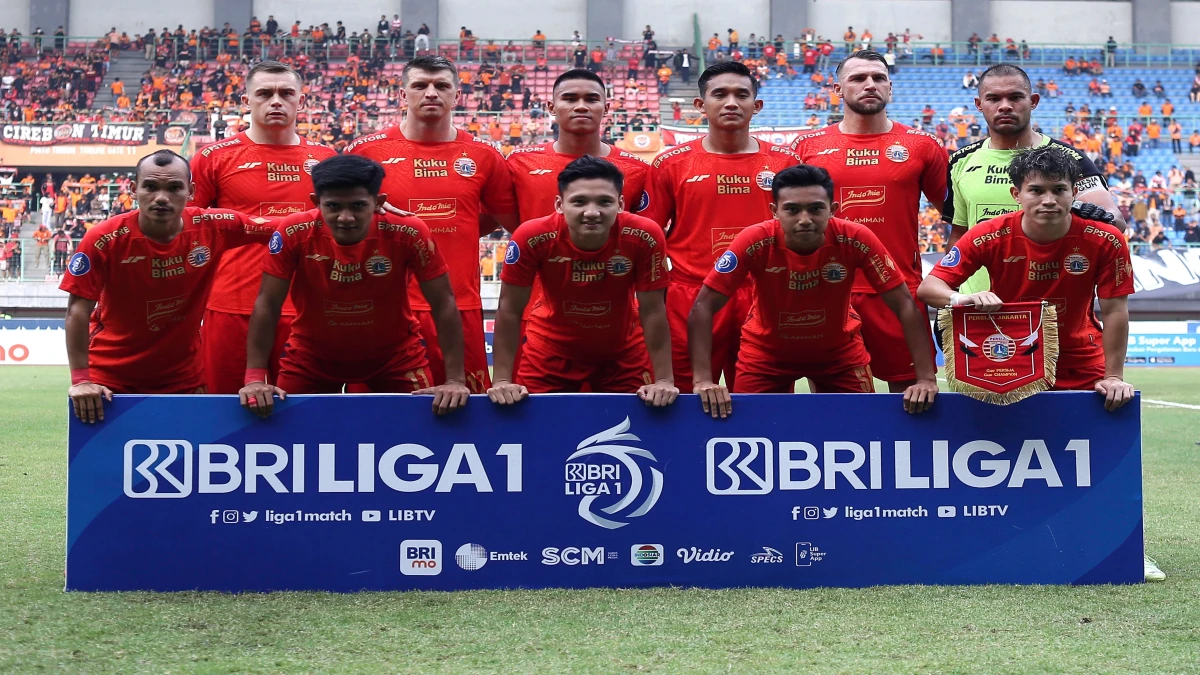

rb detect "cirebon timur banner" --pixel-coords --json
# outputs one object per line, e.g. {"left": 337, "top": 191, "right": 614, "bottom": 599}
{"left": 66, "top": 393, "right": 1143, "bottom": 592}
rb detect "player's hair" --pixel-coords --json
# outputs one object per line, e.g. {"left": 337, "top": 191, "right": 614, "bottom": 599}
{"left": 311, "top": 154, "right": 385, "bottom": 196}
{"left": 698, "top": 61, "right": 758, "bottom": 97}
{"left": 402, "top": 55, "right": 459, "bottom": 85}
{"left": 835, "top": 49, "right": 888, "bottom": 78}
{"left": 553, "top": 68, "right": 605, "bottom": 95}
{"left": 246, "top": 60, "right": 302, "bottom": 88}
{"left": 771, "top": 164, "right": 834, "bottom": 202}
{"left": 557, "top": 155, "right": 625, "bottom": 195}
{"left": 977, "top": 64, "right": 1031, "bottom": 92}
{"left": 1007, "top": 145, "right": 1080, "bottom": 189}
{"left": 135, "top": 149, "right": 191, "bottom": 182}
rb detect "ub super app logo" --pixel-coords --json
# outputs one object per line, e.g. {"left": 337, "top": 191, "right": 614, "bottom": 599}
{"left": 564, "top": 417, "right": 663, "bottom": 529}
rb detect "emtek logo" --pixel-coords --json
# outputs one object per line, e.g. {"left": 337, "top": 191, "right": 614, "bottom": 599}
{"left": 124, "top": 440, "right": 193, "bottom": 498}
{"left": 237, "top": 162, "right": 262, "bottom": 169}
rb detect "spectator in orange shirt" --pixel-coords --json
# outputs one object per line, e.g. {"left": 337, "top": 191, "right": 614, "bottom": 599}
{"left": 656, "top": 64, "right": 672, "bottom": 95}
{"left": 1138, "top": 101, "right": 1152, "bottom": 120}
{"left": 1168, "top": 120, "right": 1182, "bottom": 153}
{"left": 488, "top": 121, "right": 503, "bottom": 141}
{"left": 532, "top": 30, "right": 546, "bottom": 48}
{"left": 1190, "top": 131, "right": 1200, "bottom": 153}
{"left": 1162, "top": 99, "right": 1174, "bottom": 117}
{"left": 1146, "top": 119, "right": 1161, "bottom": 148}
{"left": 707, "top": 34, "right": 721, "bottom": 62}
{"left": 1063, "top": 57, "right": 1078, "bottom": 75}
{"left": 508, "top": 121, "right": 523, "bottom": 145}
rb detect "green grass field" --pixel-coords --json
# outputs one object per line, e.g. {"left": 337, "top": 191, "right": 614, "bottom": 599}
{"left": 2, "top": 366, "right": 1198, "bottom": 673}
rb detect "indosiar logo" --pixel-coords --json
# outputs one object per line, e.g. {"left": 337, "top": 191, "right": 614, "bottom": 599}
{"left": 564, "top": 417, "right": 663, "bottom": 529}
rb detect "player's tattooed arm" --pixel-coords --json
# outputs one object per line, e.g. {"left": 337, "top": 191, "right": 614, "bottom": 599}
{"left": 879, "top": 285, "right": 938, "bottom": 414}
{"left": 636, "top": 289, "right": 679, "bottom": 407}
{"left": 1096, "top": 296, "right": 1134, "bottom": 411}
{"left": 240, "top": 274, "right": 290, "bottom": 418}
{"left": 688, "top": 286, "right": 732, "bottom": 418}
{"left": 66, "top": 294, "right": 112, "bottom": 423}
{"left": 487, "top": 282, "right": 531, "bottom": 405}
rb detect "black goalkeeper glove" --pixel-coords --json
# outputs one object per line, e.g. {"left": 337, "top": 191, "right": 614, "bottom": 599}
{"left": 1070, "top": 200, "right": 1116, "bottom": 224}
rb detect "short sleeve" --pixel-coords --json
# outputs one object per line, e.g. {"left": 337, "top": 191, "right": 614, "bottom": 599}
{"left": 480, "top": 150, "right": 517, "bottom": 221}
{"left": 498, "top": 223, "right": 541, "bottom": 287}
{"left": 1095, "top": 238, "right": 1135, "bottom": 299}
{"left": 702, "top": 227, "right": 758, "bottom": 297}
{"left": 848, "top": 226, "right": 907, "bottom": 294}
{"left": 188, "top": 150, "right": 217, "bottom": 208}
{"left": 921, "top": 141, "right": 949, "bottom": 214}
{"left": 262, "top": 220, "right": 300, "bottom": 280}
{"left": 634, "top": 223, "right": 669, "bottom": 292}
{"left": 947, "top": 164, "right": 968, "bottom": 227}
{"left": 58, "top": 227, "right": 108, "bottom": 300}
{"left": 210, "top": 209, "right": 274, "bottom": 249}
{"left": 401, "top": 217, "right": 450, "bottom": 282}
{"left": 640, "top": 161, "right": 676, "bottom": 230}
{"left": 928, "top": 234, "right": 986, "bottom": 289}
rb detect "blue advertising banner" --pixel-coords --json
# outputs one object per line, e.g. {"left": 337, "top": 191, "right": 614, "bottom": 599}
{"left": 1125, "top": 334, "right": 1200, "bottom": 366}
{"left": 67, "top": 393, "right": 1143, "bottom": 592}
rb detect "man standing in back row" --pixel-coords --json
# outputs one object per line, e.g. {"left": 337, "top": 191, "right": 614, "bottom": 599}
{"left": 348, "top": 55, "right": 517, "bottom": 393}
{"left": 190, "top": 61, "right": 337, "bottom": 393}
{"left": 641, "top": 61, "right": 803, "bottom": 391}
{"left": 791, "top": 50, "right": 944, "bottom": 393}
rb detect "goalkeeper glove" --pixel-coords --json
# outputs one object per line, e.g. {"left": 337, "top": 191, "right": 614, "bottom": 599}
{"left": 1070, "top": 200, "right": 1116, "bottom": 224}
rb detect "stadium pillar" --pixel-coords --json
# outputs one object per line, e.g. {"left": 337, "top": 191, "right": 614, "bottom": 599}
{"left": 769, "top": 0, "right": 808, "bottom": 46}
{"left": 404, "top": 0, "right": 439, "bottom": 43}
{"left": 1132, "top": 0, "right": 1170, "bottom": 45}
{"left": 951, "top": 0, "right": 990, "bottom": 43}
{"left": 215, "top": 0, "right": 251, "bottom": 33}
{"left": 586, "top": 0, "right": 624, "bottom": 42}
{"left": 30, "top": 0, "right": 68, "bottom": 36}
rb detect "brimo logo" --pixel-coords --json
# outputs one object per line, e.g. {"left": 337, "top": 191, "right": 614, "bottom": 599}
{"left": 565, "top": 417, "right": 663, "bottom": 529}
{"left": 706, "top": 438, "right": 1092, "bottom": 495}
{"left": 122, "top": 439, "right": 522, "bottom": 498}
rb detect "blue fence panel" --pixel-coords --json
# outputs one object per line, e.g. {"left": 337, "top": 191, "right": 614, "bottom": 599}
{"left": 66, "top": 392, "right": 1143, "bottom": 592}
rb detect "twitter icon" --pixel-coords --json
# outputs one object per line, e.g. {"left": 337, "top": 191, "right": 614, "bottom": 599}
{"left": 822, "top": 507, "right": 838, "bottom": 519}
{"left": 241, "top": 511, "right": 259, "bottom": 523}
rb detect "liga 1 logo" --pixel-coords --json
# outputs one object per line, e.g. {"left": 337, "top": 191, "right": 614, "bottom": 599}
{"left": 938, "top": 301, "right": 1060, "bottom": 405}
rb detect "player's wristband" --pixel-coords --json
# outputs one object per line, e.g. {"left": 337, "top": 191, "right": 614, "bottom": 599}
{"left": 949, "top": 293, "right": 966, "bottom": 307}
{"left": 70, "top": 368, "right": 91, "bottom": 385}
{"left": 244, "top": 368, "right": 269, "bottom": 386}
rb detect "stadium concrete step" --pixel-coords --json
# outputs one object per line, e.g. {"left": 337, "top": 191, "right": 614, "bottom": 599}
{"left": 100, "top": 55, "right": 151, "bottom": 106}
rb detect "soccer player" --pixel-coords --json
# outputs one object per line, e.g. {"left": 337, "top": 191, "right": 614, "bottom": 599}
{"left": 238, "top": 155, "right": 469, "bottom": 416}
{"left": 347, "top": 55, "right": 517, "bottom": 393}
{"left": 62, "top": 150, "right": 273, "bottom": 423}
{"left": 507, "top": 68, "right": 651, "bottom": 223}
{"left": 190, "top": 60, "right": 337, "bottom": 394}
{"left": 944, "top": 64, "right": 1123, "bottom": 295}
{"left": 791, "top": 50, "right": 944, "bottom": 393}
{"left": 487, "top": 156, "right": 676, "bottom": 404}
{"left": 688, "top": 165, "right": 937, "bottom": 418}
{"left": 919, "top": 146, "right": 1134, "bottom": 408}
{"left": 641, "top": 61, "right": 803, "bottom": 392}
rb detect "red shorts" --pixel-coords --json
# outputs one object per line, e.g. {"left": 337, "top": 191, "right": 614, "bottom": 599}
{"left": 414, "top": 308, "right": 491, "bottom": 393}
{"left": 516, "top": 343, "right": 652, "bottom": 393}
{"left": 202, "top": 310, "right": 292, "bottom": 394}
{"left": 852, "top": 291, "right": 936, "bottom": 383}
{"left": 276, "top": 344, "right": 432, "bottom": 394}
{"left": 668, "top": 280, "right": 751, "bottom": 393}
{"left": 97, "top": 381, "right": 206, "bottom": 395}
{"left": 733, "top": 349, "right": 875, "bottom": 393}
{"left": 1052, "top": 359, "right": 1106, "bottom": 391}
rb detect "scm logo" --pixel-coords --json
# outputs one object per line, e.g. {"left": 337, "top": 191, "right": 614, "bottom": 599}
{"left": 541, "top": 546, "right": 608, "bottom": 565}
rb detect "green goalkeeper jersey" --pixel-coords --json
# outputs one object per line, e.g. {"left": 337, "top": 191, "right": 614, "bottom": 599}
{"left": 943, "top": 134, "right": 1109, "bottom": 293}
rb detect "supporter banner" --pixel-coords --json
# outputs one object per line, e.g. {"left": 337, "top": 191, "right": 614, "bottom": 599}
{"left": 660, "top": 125, "right": 814, "bottom": 148}
{"left": 1, "top": 123, "right": 153, "bottom": 147}
{"left": 0, "top": 327, "right": 67, "bottom": 365}
{"left": 938, "top": 302, "right": 1059, "bottom": 405}
{"left": 1125, "top": 333, "right": 1200, "bottom": 366}
{"left": 66, "top": 393, "right": 1142, "bottom": 592}
{"left": 0, "top": 140, "right": 192, "bottom": 168}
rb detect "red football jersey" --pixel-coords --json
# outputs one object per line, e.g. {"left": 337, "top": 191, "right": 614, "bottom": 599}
{"left": 506, "top": 142, "right": 651, "bottom": 222}
{"left": 59, "top": 208, "right": 272, "bottom": 392}
{"left": 262, "top": 209, "right": 449, "bottom": 368}
{"left": 791, "top": 123, "right": 947, "bottom": 293}
{"left": 346, "top": 127, "right": 516, "bottom": 311}
{"left": 642, "top": 139, "right": 803, "bottom": 284}
{"left": 500, "top": 212, "right": 668, "bottom": 359}
{"left": 189, "top": 132, "right": 337, "bottom": 315}
{"left": 703, "top": 217, "right": 904, "bottom": 362}
{"left": 929, "top": 212, "right": 1134, "bottom": 364}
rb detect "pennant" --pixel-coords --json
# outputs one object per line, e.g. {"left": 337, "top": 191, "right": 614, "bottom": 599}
{"left": 937, "top": 301, "right": 1059, "bottom": 405}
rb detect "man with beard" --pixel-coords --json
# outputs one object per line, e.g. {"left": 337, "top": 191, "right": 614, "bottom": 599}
{"left": 944, "top": 64, "right": 1121, "bottom": 294}
{"left": 791, "top": 50, "right": 944, "bottom": 394}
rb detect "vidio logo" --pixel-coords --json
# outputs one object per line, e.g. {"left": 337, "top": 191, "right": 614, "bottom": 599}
{"left": 564, "top": 418, "right": 663, "bottom": 529}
